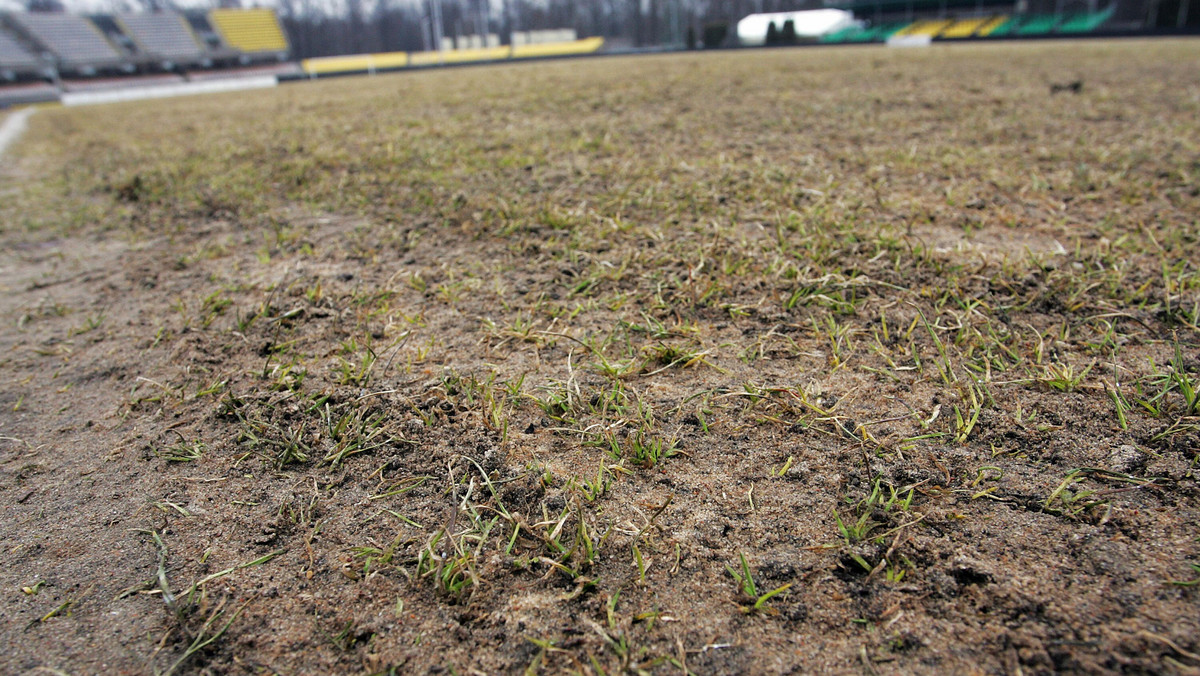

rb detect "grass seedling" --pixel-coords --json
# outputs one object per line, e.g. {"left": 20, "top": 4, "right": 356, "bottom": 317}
{"left": 952, "top": 380, "right": 983, "bottom": 444}
{"left": 1169, "top": 341, "right": 1199, "bottom": 416}
{"left": 1039, "top": 467, "right": 1157, "bottom": 519}
{"left": 415, "top": 528, "right": 479, "bottom": 598}
{"left": 1167, "top": 563, "right": 1200, "bottom": 587}
{"left": 626, "top": 432, "right": 678, "bottom": 468}
{"left": 1104, "top": 368, "right": 1131, "bottom": 430}
{"left": 156, "top": 440, "right": 206, "bottom": 463}
{"left": 237, "top": 416, "right": 310, "bottom": 468}
{"left": 725, "top": 552, "right": 791, "bottom": 615}
{"left": 158, "top": 598, "right": 249, "bottom": 676}
{"left": 321, "top": 405, "right": 395, "bottom": 466}
{"left": 1038, "top": 360, "right": 1094, "bottom": 393}
{"left": 915, "top": 308, "right": 956, "bottom": 385}
{"left": 774, "top": 455, "right": 794, "bottom": 477}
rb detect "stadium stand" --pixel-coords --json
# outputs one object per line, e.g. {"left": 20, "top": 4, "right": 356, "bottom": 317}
{"left": 894, "top": 18, "right": 955, "bottom": 36}
{"left": 986, "top": 15, "right": 1024, "bottom": 35}
{"left": 304, "top": 36, "right": 605, "bottom": 77}
{"left": 1015, "top": 14, "right": 1061, "bottom": 35}
{"left": 207, "top": 9, "right": 288, "bottom": 55}
{"left": 1058, "top": 5, "right": 1116, "bottom": 32}
{"left": 939, "top": 16, "right": 998, "bottom": 38}
{"left": 818, "top": 21, "right": 904, "bottom": 42}
{"left": 9, "top": 12, "right": 126, "bottom": 72}
{"left": 830, "top": 21, "right": 912, "bottom": 42}
{"left": 0, "top": 27, "right": 40, "bottom": 78}
{"left": 117, "top": 12, "right": 204, "bottom": 65}
{"left": 819, "top": 25, "right": 863, "bottom": 42}
{"left": 974, "top": 15, "right": 1010, "bottom": 35}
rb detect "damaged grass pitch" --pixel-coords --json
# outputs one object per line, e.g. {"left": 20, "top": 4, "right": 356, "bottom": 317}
{"left": 0, "top": 38, "right": 1199, "bottom": 674}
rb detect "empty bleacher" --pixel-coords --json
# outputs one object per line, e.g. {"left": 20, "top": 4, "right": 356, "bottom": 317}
{"left": 0, "top": 28, "right": 40, "bottom": 77}
{"left": 974, "top": 15, "right": 1010, "bottom": 35}
{"left": 893, "top": 18, "right": 955, "bottom": 36}
{"left": 9, "top": 12, "right": 125, "bottom": 71}
{"left": 207, "top": 9, "right": 288, "bottom": 55}
{"left": 117, "top": 12, "right": 204, "bottom": 64}
{"left": 819, "top": 25, "right": 862, "bottom": 42}
{"left": 820, "top": 22, "right": 906, "bottom": 42}
{"left": 1016, "top": 14, "right": 1061, "bottom": 35}
{"left": 939, "top": 16, "right": 1002, "bottom": 38}
{"left": 816, "top": 2, "right": 1123, "bottom": 43}
{"left": 818, "top": 9, "right": 1117, "bottom": 43}
{"left": 986, "top": 15, "right": 1023, "bottom": 35}
{"left": 1058, "top": 6, "right": 1116, "bottom": 33}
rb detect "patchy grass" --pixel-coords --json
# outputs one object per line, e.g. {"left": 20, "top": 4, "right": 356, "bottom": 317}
{"left": 1, "top": 40, "right": 1199, "bottom": 674}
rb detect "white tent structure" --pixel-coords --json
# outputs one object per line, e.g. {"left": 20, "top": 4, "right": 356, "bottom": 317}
{"left": 736, "top": 10, "right": 860, "bottom": 45}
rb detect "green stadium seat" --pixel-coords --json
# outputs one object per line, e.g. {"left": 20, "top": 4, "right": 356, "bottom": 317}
{"left": 975, "top": 15, "right": 1010, "bottom": 36}
{"left": 1016, "top": 15, "right": 1060, "bottom": 35}
{"left": 846, "top": 25, "right": 881, "bottom": 41}
{"left": 1057, "top": 5, "right": 1115, "bottom": 33}
{"left": 819, "top": 26, "right": 863, "bottom": 43}
{"left": 987, "top": 16, "right": 1024, "bottom": 35}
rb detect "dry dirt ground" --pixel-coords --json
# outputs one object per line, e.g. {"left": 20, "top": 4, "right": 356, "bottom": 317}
{"left": 1, "top": 40, "right": 1199, "bottom": 675}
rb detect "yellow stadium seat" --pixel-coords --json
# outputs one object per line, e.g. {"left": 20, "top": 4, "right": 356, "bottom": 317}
{"left": 975, "top": 15, "right": 1009, "bottom": 36}
{"left": 209, "top": 9, "right": 288, "bottom": 53}
{"left": 893, "top": 19, "right": 954, "bottom": 37}
{"left": 940, "top": 17, "right": 991, "bottom": 38}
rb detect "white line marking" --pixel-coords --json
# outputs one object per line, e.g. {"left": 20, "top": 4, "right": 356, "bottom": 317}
{"left": 0, "top": 106, "right": 37, "bottom": 160}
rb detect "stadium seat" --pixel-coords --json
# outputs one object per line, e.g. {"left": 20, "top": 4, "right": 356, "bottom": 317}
{"left": 835, "top": 22, "right": 904, "bottom": 42}
{"left": 0, "top": 28, "right": 41, "bottom": 74}
{"left": 207, "top": 9, "right": 288, "bottom": 54}
{"left": 9, "top": 13, "right": 125, "bottom": 69}
{"left": 117, "top": 12, "right": 204, "bottom": 63}
{"left": 1057, "top": 5, "right": 1115, "bottom": 33}
{"left": 844, "top": 25, "right": 879, "bottom": 41}
{"left": 987, "top": 16, "right": 1024, "bottom": 35}
{"left": 819, "top": 25, "right": 864, "bottom": 43}
{"left": 975, "top": 15, "right": 1010, "bottom": 36}
{"left": 894, "top": 19, "right": 954, "bottom": 37}
{"left": 1016, "top": 15, "right": 1059, "bottom": 35}
{"left": 939, "top": 16, "right": 993, "bottom": 38}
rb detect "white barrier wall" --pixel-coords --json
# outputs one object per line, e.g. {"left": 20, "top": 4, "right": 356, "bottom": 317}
{"left": 512, "top": 29, "right": 578, "bottom": 45}
{"left": 61, "top": 75, "right": 277, "bottom": 107}
{"left": 886, "top": 34, "right": 933, "bottom": 47}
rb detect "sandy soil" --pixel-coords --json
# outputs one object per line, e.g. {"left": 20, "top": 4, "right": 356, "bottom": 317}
{"left": 1, "top": 40, "right": 1199, "bottom": 675}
